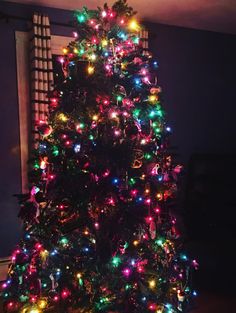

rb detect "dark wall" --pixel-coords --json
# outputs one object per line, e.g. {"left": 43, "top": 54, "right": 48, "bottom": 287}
{"left": 0, "top": 1, "right": 236, "bottom": 256}
{"left": 147, "top": 22, "right": 236, "bottom": 163}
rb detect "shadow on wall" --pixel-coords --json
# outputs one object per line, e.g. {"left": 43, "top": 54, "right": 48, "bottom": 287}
{"left": 184, "top": 153, "right": 236, "bottom": 240}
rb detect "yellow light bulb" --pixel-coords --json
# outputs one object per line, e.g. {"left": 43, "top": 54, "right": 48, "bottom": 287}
{"left": 128, "top": 19, "right": 140, "bottom": 31}
{"left": 87, "top": 65, "right": 95, "bottom": 75}
{"left": 77, "top": 273, "right": 82, "bottom": 279}
{"left": 38, "top": 299, "right": 47, "bottom": 309}
{"left": 149, "top": 279, "right": 156, "bottom": 289}
{"left": 29, "top": 309, "right": 41, "bottom": 313}
{"left": 92, "top": 114, "right": 99, "bottom": 121}
{"left": 149, "top": 95, "right": 157, "bottom": 103}
{"left": 73, "top": 48, "right": 78, "bottom": 53}
{"left": 156, "top": 193, "right": 162, "bottom": 200}
{"left": 58, "top": 113, "right": 68, "bottom": 122}
{"left": 145, "top": 189, "right": 150, "bottom": 194}
{"left": 101, "top": 39, "right": 108, "bottom": 47}
{"left": 133, "top": 240, "right": 139, "bottom": 246}
{"left": 40, "top": 250, "right": 49, "bottom": 262}
{"left": 90, "top": 53, "right": 97, "bottom": 61}
{"left": 62, "top": 48, "right": 68, "bottom": 54}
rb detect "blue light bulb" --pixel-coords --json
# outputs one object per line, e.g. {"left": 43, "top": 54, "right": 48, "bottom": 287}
{"left": 112, "top": 178, "right": 119, "bottom": 184}
{"left": 74, "top": 144, "right": 81, "bottom": 153}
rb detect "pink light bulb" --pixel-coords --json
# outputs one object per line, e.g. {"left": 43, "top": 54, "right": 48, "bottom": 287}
{"left": 92, "top": 37, "right": 98, "bottom": 44}
{"left": 147, "top": 216, "right": 153, "bottom": 222}
{"left": 131, "top": 189, "right": 138, "bottom": 196}
{"left": 145, "top": 198, "right": 151, "bottom": 204}
{"left": 31, "top": 296, "right": 37, "bottom": 303}
{"left": 108, "top": 198, "right": 114, "bottom": 205}
{"left": 143, "top": 233, "right": 148, "bottom": 240}
{"left": 149, "top": 303, "right": 156, "bottom": 311}
{"left": 114, "top": 129, "right": 121, "bottom": 136}
{"left": 137, "top": 266, "right": 144, "bottom": 273}
{"left": 123, "top": 268, "right": 131, "bottom": 277}
{"left": 35, "top": 243, "right": 42, "bottom": 250}
{"left": 61, "top": 290, "right": 69, "bottom": 299}
{"left": 58, "top": 57, "right": 64, "bottom": 64}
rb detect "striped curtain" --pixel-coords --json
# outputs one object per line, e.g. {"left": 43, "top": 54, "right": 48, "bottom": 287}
{"left": 30, "top": 13, "right": 54, "bottom": 145}
{"left": 139, "top": 29, "right": 149, "bottom": 51}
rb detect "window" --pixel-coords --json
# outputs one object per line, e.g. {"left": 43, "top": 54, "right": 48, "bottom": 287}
{"left": 16, "top": 32, "right": 73, "bottom": 193}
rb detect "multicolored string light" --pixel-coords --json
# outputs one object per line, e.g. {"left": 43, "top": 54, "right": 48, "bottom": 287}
{"left": 1, "top": 1, "right": 197, "bottom": 313}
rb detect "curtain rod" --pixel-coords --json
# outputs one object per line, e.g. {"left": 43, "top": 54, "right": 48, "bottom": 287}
{"left": 0, "top": 12, "right": 74, "bottom": 28}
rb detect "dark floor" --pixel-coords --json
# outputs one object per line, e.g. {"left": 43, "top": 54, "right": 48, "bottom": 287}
{"left": 186, "top": 238, "right": 236, "bottom": 313}
{"left": 192, "top": 293, "right": 236, "bottom": 313}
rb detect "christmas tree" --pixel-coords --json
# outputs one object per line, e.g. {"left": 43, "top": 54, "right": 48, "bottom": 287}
{"left": 1, "top": 1, "right": 198, "bottom": 312}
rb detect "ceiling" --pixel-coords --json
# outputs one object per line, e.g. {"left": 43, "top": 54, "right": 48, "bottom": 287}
{"left": 4, "top": 0, "right": 236, "bottom": 34}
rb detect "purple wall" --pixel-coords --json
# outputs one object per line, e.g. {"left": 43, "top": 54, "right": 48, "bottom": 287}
{"left": 147, "top": 22, "right": 236, "bottom": 163}
{"left": 0, "top": 1, "right": 236, "bottom": 256}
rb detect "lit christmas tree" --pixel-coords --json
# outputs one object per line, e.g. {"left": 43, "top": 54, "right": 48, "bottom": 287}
{"left": 1, "top": 1, "right": 198, "bottom": 312}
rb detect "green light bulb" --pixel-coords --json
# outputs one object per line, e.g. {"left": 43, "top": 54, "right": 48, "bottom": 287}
{"left": 77, "top": 14, "right": 86, "bottom": 23}
{"left": 149, "top": 110, "right": 156, "bottom": 118}
{"left": 133, "top": 37, "right": 139, "bottom": 44}
{"left": 155, "top": 238, "right": 164, "bottom": 246}
{"left": 129, "top": 178, "right": 136, "bottom": 185}
{"left": 89, "top": 134, "right": 94, "bottom": 140}
{"left": 157, "top": 110, "right": 163, "bottom": 117}
{"left": 154, "top": 128, "right": 161, "bottom": 133}
{"left": 112, "top": 256, "right": 121, "bottom": 267}
{"left": 133, "top": 109, "right": 140, "bottom": 118}
{"left": 79, "top": 48, "right": 85, "bottom": 55}
{"left": 117, "top": 95, "right": 123, "bottom": 102}
{"left": 144, "top": 153, "right": 152, "bottom": 160}
{"left": 125, "top": 284, "right": 131, "bottom": 290}
{"left": 60, "top": 237, "right": 69, "bottom": 245}
{"left": 52, "top": 146, "right": 59, "bottom": 156}
{"left": 33, "top": 161, "right": 40, "bottom": 169}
